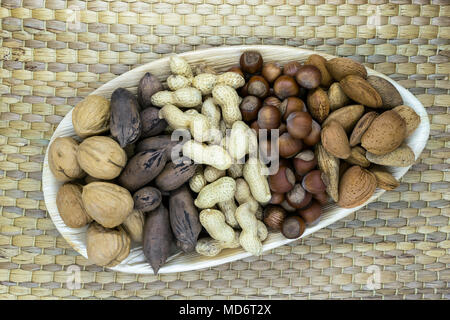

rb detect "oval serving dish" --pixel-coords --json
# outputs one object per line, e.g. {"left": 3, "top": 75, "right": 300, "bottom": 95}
{"left": 43, "top": 45, "right": 430, "bottom": 274}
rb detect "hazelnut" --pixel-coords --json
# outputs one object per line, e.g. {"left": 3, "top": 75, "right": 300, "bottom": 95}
{"left": 262, "top": 62, "right": 282, "bottom": 83}
{"left": 294, "top": 172, "right": 303, "bottom": 182}
{"left": 247, "top": 75, "right": 270, "bottom": 98}
{"left": 295, "top": 65, "right": 322, "bottom": 89}
{"left": 303, "top": 119, "right": 321, "bottom": 147}
{"left": 270, "top": 192, "right": 285, "bottom": 205}
{"left": 293, "top": 150, "right": 317, "bottom": 175}
{"left": 269, "top": 166, "right": 296, "bottom": 193}
{"left": 286, "top": 111, "right": 313, "bottom": 139}
{"left": 281, "top": 216, "right": 306, "bottom": 239}
{"left": 263, "top": 205, "right": 287, "bottom": 231}
{"left": 286, "top": 184, "right": 311, "bottom": 209}
{"left": 279, "top": 97, "right": 307, "bottom": 121}
{"left": 227, "top": 66, "right": 244, "bottom": 78}
{"left": 240, "top": 51, "right": 263, "bottom": 74}
{"left": 297, "top": 200, "right": 322, "bottom": 224}
{"left": 240, "top": 95, "right": 262, "bottom": 121}
{"left": 263, "top": 96, "right": 281, "bottom": 109}
{"left": 257, "top": 105, "right": 281, "bottom": 130}
{"left": 278, "top": 123, "right": 287, "bottom": 135}
{"left": 283, "top": 61, "right": 302, "bottom": 77}
{"left": 302, "top": 170, "right": 326, "bottom": 194}
{"left": 240, "top": 82, "right": 249, "bottom": 97}
{"left": 313, "top": 191, "right": 329, "bottom": 205}
{"left": 273, "top": 75, "right": 300, "bottom": 100}
{"left": 278, "top": 132, "right": 303, "bottom": 158}
{"left": 251, "top": 120, "right": 260, "bottom": 137}
{"left": 280, "top": 199, "right": 296, "bottom": 212}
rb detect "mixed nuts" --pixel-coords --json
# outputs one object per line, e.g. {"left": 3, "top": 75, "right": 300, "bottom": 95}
{"left": 48, "top": 50, "right": 420, "bottom": 273}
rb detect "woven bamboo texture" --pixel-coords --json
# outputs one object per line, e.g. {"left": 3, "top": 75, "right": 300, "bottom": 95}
{"left": 0, "top": 0, "right": 449, "bottom": 300}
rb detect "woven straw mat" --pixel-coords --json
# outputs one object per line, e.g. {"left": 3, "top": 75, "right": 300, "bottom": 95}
{"left": 0, "top": 0, "right": 449, "bottom": 300}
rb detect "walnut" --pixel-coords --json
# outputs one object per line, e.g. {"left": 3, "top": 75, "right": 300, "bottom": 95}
{"left": 56, "top": 183, "right": 92, "bottom": 228}
{"left": 72, "top": 95, "right": 110, "bottom": 138}
{"left": 122, "top": 210, "right": 144, "bottom": 243}
{"left": 86, "top": 222, "right": 131, "bottom": 267}
{"left": 82, "top": 182, "right": 134, "bottom": 228}
{"left": 77, "top": 136, "right": 127, "bottom": 180}
{"left": 48, "top": 137, "right": 85, "bottom": 182}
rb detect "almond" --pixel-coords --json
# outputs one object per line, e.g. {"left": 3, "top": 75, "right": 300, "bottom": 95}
{"left": 349, "top": 111, "right": 378, "bottom": 147}
{"left": 337, "top": 166, "right": 377, "bottom": 209}
{"left": 326, "top": 57, "right": 368, "bottom": 81}
{"left": 328, "top": 82, "right": 350, "bottom": 111}
{"left": 306, "top": 87, "right": 330, "bottom": 123}
{"left": 315, "top": 143, "right": 340, "bottom": 202}
{"left": 321, "top": 120, "right": 351, "bottom": 159}
{"left": 340, "top": 75, "right": 383, "bottom": 108}
{"left": 345, "top": 146, "right": 370, "bottom": 168}
{"left": 370, "top": 166, "right": 400, "bottom": 190}
{"left": 393, "top": 105, "right": 420, "bottom": 137}
{"left": 322, "top": 104, "right": 365, "bottom": 134}
{"left": 367, "top": 75, "right": 403, "bottom": 109}
{"left": 305, "top": 54, "right": 333, "bottom": 87}
{"left": 366, "top": 144, "right": 415, "bottom": 167}
{"left": 361, "top": 110, "right": 406, "bottom": 155}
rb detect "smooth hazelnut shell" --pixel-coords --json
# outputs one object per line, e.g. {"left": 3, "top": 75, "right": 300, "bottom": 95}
{"left": 293, "top": 150, "right": 317, "bottom": 175}
{"left": 283, "top": 61, "right": 302, "bottom": 77}
{"left": 313, "top": 191, "right": 329, "bottom": 205}
{"left": 278, "top": 132, "right": 303, "bottom": 158}
{"left": 262, "top": 62, "right": 282, "bottom": 84}
{"left": 263, "top": 96, "right": 281, "bottom": 109}
{"left": 303, "top": 119, "right": 321, "bottom": 146}
{"left": 286, "top": 184, "right": 311, "bottom": 209}
{"left": 240, "top": 82, "right": 249, "bottom": 97}
{"left": 264, "top": 205, "right": 287, "bottom": 231}
{"left": 257, "top": 105, "right": 281, "bottom": 130}
{"left": 295, "top": 65, "right": 322, "bottom": 89}
{"left": 297, "top": 200, "right": 322, "bottom": 224}
{"left": 247, "top": 75, "right": 270, "bottom": 99}
{"left": 269, "top": 166, "right": 296, "bottom": 193}
{"left": 273, "top": 75, "right": 300, "bottom": 100}
{"left": 270, "top": 192, "right": 285, "bottom": 205}
{"left": 278, "top": 123, "right": 287, "bottom": 135}
{"left": 240, "top": 51, "right": 263, "bottom": 74}
{"left": 227, "top": 66, "right": 244, "bottom": 78}
{"left": 302, "top": 170, "right": 326, "bottom": 194}
{"left": 286, "top": 111, "right": 313, "bottom": 139}
{"left": 240, "top": 95, "right": 262, "bottom": 122}
{"left": 282, "top": 216, "right": 306, "bottom": 239}
{"left": 279, "top": 97, "right": 307, "bottom": 121}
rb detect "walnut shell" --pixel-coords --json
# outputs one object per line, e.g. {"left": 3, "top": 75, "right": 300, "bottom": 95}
{"left": 86, "top": 222, "right": 131, "bottom": 267}
{"left": 72, "top": 95, "right": 110, "bottom": 138}
{"left": 122, "top": 210, "right": 145, "bottom": 243}
{"left": 337, "top": 166, "right": 377, "bottom": 209}
{"left": 48, "top": 137, "right": 85, "bottom": 182}
{"left": 56, "top": 183, "right": 92, "bottom": 228}
{"left": 82, "top": 182, "right": 134, "bottom": 228}
{"left": 77, "top": 136, "right": 127, "bottom": 180}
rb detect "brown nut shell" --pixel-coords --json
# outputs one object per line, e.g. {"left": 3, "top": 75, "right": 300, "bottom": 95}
{"left": 247, "top": 75, "right": 270, "bottom": 99}
{"left": 262, "top": 62, "right": 282, "bottom": 84}
{"left": 305, "top": 54, "right": 333, "bottom": 87}
{"left": 56, "top": 183, "right": 92, "bottom": 228}
{"left": 77, "top": 136, "right": 127, "bottom": 180}
{"left": 140, "top": 106, "right": 167, "bottom": 138}
{"left": 326, "top": 57, "right": 368, "bottom": 81}
{"left": 263, "top": 205, "right": 287, "bottom": 231}
{"left": 328, "top": 82, "right": 350, "bottom": 111}
{"left": 365, "top": 144, "right": 415, "bottom": 167}
{"left": 82, "top": 182, "right": 134, "bottom": 228}
{"left": 361, "top": 110, "right": 407, "bottom": 155}
{"left": 240, "top": 95, "right": 262, "bottom": 122}
{"left": 370, "top": 166, "right": 400, "bottom": 190}
{"left": 286, "top": 111, "right": 312, "bottom": 139}
{"left": 306, "top": 87, "right": 330, "bottom": 123}
{"left": 315, "top": 143, "right": 340, "bottom": 202}
{"left": 340, "top": 75, "right": 383, "bottom": 109}
{"left": 392, "top": 105, "right": 420, "bottom": 137}
{"left": 367, "top": 75, "right": 403, "bottom": 109}
{"left": 337, "top": 166, "right": 377, "bottom": 209}
{"left": 137, "top": 72, "right": 164, "bottom": 109}
{"left": 278, "top": 132, "right": 303, "bottom": 158}
{"left": 302, "top": 170, "right": 326, "bottom": 194}
{"left": 279, "top": 97, "right": 306, "bottom": 121}
{"left": 281, "top": 216, "right": 306, "bottom": 239}
{"left": 72, "top": 95, "right": 110, "bottom": 138}
{"left": 303, "top": 120, "right": 321, "bottom": 147}
{"left": 293, "top": 150, "right": 317, "bottom": 175}
{"left": 269, "top": 192, "right": 285, "bottom": 205}
{"left": 297, "top": 200, "right": 322, "bottom": 224}
{"left": 345, "top": 146, "right": 370, "bottom": 168}
{"left": 269, "top": 166, "right": 296, "bottom": 193}
{"left": 295, "top": 65, "right": 322, "bottom": 89}
{"left": 155, "top": 160, "right": 198, "bottom": 192}
{"left": 110, "top": 87, "right": 142, "bottom": 148}
{"left": 273, "top": 75, "right": 300, "bottom": 100}
{"left": 321, "top": 120, "right": 351, "bottom": 159}
{"left": 48, "top": 137, "right": 85, "bottom": 182}
{"left": 122, "top": 210, "right": 145, "bottom": 243}
{"left": 322, "top": 104, "right": 365, "bottom": 134}
{"left": 86, "top": 222, "right": 131, "bottom": 267}
{"left": 240, "top": 51, "right": 263, "bottom": 74}
{"left": 349, "top": 111, "right": 378, "bottom": 147}
{"left": 133, "top": 186, "right": 162, "bottom": 212}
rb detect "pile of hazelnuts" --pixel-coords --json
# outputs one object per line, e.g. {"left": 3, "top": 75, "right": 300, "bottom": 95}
{"left": 231, "top": 51, "right": 328, "bottom": 240}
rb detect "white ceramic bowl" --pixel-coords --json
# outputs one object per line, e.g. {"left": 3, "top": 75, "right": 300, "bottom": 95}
{"left": 43, "top": 45, "right": 430, "bottom": 274}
